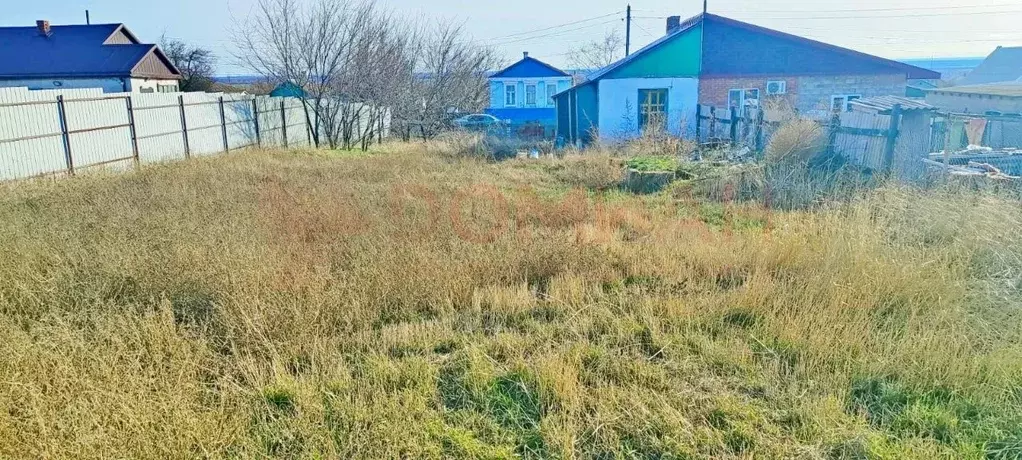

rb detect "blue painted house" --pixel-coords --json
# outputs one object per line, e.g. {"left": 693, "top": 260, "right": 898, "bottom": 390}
{"left": 487, "top": 52, "right": 573, "bottom": 133}
{"left": 555, "top": 13, "right": 940, "bottom": 145}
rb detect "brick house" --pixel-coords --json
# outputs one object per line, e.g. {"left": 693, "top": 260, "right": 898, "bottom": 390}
{"left": 554, "top": 13, "right": 939, "bottom": 144}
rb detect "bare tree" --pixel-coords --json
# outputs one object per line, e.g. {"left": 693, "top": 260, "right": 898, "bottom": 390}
{"left": 397, "top": 23, "right": 501, "bottom": 141}
{"left": 160, "top": 36, "right": 216, "bottom": 92}
{"left": 567, "top": 30, "right": 624, "bottom": 73}
{"left": 234, "top": 0, "right": 496, "bottom": 149}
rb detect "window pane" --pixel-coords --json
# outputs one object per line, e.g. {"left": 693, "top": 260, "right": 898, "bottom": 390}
{"left": 846, "top": 95, "right": 861, "bottom": 111}
{"left": 526, "top": 85, "right": 536, "bottom": 106}
{"left": 638, "top": 89, "right": 668, "bottom": 129}
{"left": 505, "top": 86, "right": 516, "bottom": 106}
{"left": 547, "top": 84, "right": 557, "bottom": 105}
{"left": 832, "top": 96, "right": 845, "bottom": 112}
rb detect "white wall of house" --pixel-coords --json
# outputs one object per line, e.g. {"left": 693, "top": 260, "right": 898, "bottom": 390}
{"left": 0, "top": 77, "right": 128, "bottom": 93}
{"left": 489, "top": 77, "right": 572, "bottom": 109}
{"left": 597, "top": 77, "right": 699, "bottom": 141}
{"left": 0, "top": 77, "right": 181, "bottom": 94}
{"left": 129, "top": 78, "right": 181, "bottom": 93}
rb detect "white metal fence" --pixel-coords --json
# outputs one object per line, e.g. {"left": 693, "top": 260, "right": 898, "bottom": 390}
{"left": 0, "top": 87, "right": 327, "bottom": 181}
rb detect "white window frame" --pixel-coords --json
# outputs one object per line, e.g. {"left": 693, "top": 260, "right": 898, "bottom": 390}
{"left": 505, "top": 84, "right": 517, "bottom": 107}
{"left": 546, "top": 84, "right": 557, "bottom": 106}
{"left": 525, "top": 84, "right": 537, "bottom": 107}
{"left": 728, "top": 88, "right": 761, "bottom": 116}
{"left": 831, "top": 94, "right": 862, "bottom": 112}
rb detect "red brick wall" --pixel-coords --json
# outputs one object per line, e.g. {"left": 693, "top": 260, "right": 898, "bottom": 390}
{"left": 699, "top": 76, "right": 798, "bottom": 109}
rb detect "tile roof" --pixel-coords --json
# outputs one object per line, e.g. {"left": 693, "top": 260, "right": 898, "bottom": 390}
{"left": 960, "top": 46, "right": 1022, "bottom": 86}
{"left": 0, "top": 23, "right": 180, "bottom": 79}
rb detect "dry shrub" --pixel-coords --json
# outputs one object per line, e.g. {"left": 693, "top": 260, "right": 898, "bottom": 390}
{"left": 765, "top": 118, "right": 826, "bottom": 164}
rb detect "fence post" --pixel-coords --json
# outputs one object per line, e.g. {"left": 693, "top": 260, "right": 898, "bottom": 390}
{"left": 729, "top": 106, "right": 738, "bottom": 144}
{"left": 827, "top": 111, "right": 841, "bottom": 156}
{"left": 754, "top": 108, "right": 765, "bottom": 152}
{"left": 178, "top": 95, "right": 190, "bottom": 158}
{"left": 695, "top": 104, "right": 702, "bottom": 142}
{"left": 125, "top": 96, "right": 140, "bottom": 169}
{"left": 280, "top": 100, "right": 289, "bottom": 148}
{"left": 252, "top": 98, "right": 261, "bottom": 148}
{"left": 883, "top": 103, "right": 902, "bottom": 172}
{"left": 56, "top": 95, "right": 74, "bottom": 176}
{"left": 709, "top": 106, "right": 717, "bottom": 139}
{"left": 219, "top": 96, "right": 229, "bottom": 152}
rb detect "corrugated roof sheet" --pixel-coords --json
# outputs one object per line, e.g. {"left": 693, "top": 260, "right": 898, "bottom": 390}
{"left": 960, "top": 46, "right": 1022, "bottom": 86}
{"left": 929, "top": 83, "right": 1022, "bottom": 98}
{"left": 581, "top": 13, "right": 940, "bottom": 84}
{"left": 851, "top": 95, "right": 935, "bottom": 113}
{"left": 0, "top": 24, "right": 180, "bottom": 79}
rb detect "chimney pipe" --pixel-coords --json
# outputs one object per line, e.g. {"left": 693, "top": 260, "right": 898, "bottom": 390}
{"left": 36, "top": 20, "right": 51, "bottom": 37}
{"left": 523, "top": 51, "right": 529, "bottom": 59}
{"left": 666, "top": 16, "right": 681, "bottom": 35}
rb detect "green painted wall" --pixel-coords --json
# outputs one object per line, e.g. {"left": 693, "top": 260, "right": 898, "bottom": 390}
{"left": 575, "top": 83, "right": 599, "bottom": 143}
{"left": 605, "top": 24, "right": 702, "bottom": 79}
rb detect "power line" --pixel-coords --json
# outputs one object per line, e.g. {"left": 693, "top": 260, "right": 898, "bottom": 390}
{"left": 633, "top": 3, "right": 1020, "bottom": 15}
{"left": 486, "top": 19, "right": 621, "bottom": 47}
{"left": 480, "top": 11, "right": 621, "bottom": 42}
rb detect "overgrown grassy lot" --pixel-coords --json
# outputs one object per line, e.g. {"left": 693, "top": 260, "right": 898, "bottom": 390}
{"left": 0, "top": 143, "right": 1020, "bottom": 459}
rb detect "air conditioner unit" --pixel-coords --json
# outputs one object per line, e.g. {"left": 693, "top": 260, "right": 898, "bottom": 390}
{"left": 766, "top": 80, "right": 787, "bottom": 95}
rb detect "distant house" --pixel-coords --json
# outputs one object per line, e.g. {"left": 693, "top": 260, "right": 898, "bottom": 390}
{"left": 0, "top": 20, "right": 182, "bottom": 93}
{"left": 960, "top": 46, "right": 1022, "bottom": 86}
{"left": 487, "top": 52, "right": 572, "bottom": 132}
{"left": 270, "top": 81, "right": 306, "bottom": 98}
{"left": 926, "top": 83, "right": 1022, "bottom": 115}
{"left": 555, "top": 13, "right": 940, "bottom": 145}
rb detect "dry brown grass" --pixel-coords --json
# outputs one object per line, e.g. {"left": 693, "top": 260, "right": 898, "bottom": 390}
{"left": 0, "top": 144, "right": 1020, "bottom": 459}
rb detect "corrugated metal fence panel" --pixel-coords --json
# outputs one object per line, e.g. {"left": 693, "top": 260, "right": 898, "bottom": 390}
{"left": 223, "top": 97, "right": 257, "bottom": 150}
{"left": 0, "top": 88, "right": 385, "bottom": 181}
{"left": 256, "top": 97, "right": 283, "bottom": 148}
{"left": 131, "top": 93, "right": 187, "bottom": 163}
{"left": 182, "top": 93, "right": 225, "bottom": 157}
{"left": 0, "top": 88, "right": 66, "bottom": 180}
{"left": 284, "top": 98, "right": 311, "bottom": 147}
{"left": 63, "top": 94, "right": 134, "bottom": 170}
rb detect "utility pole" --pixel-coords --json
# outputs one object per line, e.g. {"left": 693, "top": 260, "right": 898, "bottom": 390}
{"left": 625, "top": 4, "right": 632, "bottom": 56}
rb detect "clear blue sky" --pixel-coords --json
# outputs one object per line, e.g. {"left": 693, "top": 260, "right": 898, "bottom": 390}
{"left": 6, "top": 0, "right": 1022, "bottom": 75}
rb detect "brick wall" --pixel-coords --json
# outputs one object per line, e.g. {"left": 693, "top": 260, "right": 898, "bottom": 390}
{"left": 699, "top": 76, "right": 798, "bottom": 109}
{"left": 795, "top": 74, "right": 906, "bottom": 114}
{"left": 699, "top": 73, "right": 907, "bottom": 116}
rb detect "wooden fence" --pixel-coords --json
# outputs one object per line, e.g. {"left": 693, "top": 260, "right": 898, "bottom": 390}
{"left": 694, "top": 104, "right": 906, "bottom": 171}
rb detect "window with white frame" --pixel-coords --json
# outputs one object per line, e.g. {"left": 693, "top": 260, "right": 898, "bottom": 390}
{"left": 546, "top": 84, "right": 557, "bottom": 106}
{"left": 728, "top": 88, "right": 761, "bottom": 116}
{"left": 831, "top": 94, "right": 861, "bottom": 112}
{"left": 505, "top": 84, "right": 517, "bottom": 106}
{"left": 526, "top": 84, "right": 537, "bottom": 107}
